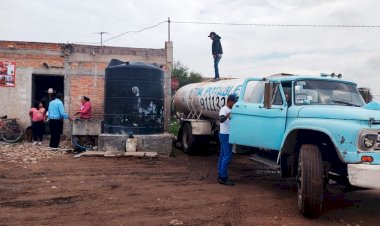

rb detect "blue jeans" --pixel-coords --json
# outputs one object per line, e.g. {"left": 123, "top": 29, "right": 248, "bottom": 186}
{"left": 214, "top": 55, "right": 221, "bottom": 79}
{"left": 218, "top": 133, "right": 233, "bottom": 179}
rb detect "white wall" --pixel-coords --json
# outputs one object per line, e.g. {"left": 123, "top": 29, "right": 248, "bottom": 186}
{"left": 0, "top": 67, "right": 33, "bottom": 129}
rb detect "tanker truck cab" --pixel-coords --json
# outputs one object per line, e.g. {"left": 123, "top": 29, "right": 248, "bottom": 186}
{"left": 229, "top": 75, "right": 380, "bottom": 217}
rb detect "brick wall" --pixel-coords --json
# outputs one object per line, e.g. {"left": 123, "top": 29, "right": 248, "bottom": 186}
{"left": 0, "top": 41, "right": 63, "bottom": 68}
{"left": 0, "top": 40, "right": 171, "bottom": 133}
{"left": 70, "top": 76, "right": 104, "bottom": 118}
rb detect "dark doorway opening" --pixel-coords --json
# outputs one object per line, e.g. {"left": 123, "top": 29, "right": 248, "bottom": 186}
{"left": 32, "top": 74, "right": 64, "bottom": 107}
{"left": 31, "top": 74, "right": 64, "bottom": 135}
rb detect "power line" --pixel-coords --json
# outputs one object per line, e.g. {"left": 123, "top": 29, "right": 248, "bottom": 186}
{"left": 172, "top": 20, "right": 380, "bottom": 28}
{"left": 102, "top": 20, "right": 167, "bottom": 44}
{"left": 72, "top": 21, "right": 166, "bottom": 45}
{"left": 72, "top": 19, "right": 380, "bottom": 45}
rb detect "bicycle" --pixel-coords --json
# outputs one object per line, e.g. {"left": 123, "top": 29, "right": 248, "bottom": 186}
{"left": 0, "top": 115, "right": 23, "bottom": 143}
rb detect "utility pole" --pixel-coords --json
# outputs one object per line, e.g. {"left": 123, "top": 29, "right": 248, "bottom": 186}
{"left": 95, "top": 31, "right": 109, "bottom": 46}
{"left": 168, "top": 17, "right": 171, "bottom": 42}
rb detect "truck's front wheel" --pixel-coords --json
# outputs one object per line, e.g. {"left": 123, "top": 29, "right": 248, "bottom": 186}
{"left": 297, "top": 144, "right": 324, "bottom": 218}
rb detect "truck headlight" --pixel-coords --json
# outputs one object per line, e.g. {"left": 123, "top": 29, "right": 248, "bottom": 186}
{"left": 362, "top": 134, "right": 377, "bottom": 149}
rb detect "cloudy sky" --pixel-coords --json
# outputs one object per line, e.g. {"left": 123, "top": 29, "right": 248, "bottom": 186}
{"left": 2, "top": 0, "right": 380, "bottom": 97}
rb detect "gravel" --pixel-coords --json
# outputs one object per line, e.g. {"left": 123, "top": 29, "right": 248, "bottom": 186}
{"left": 0, "top": 140, "right": 72, "bottom": 164}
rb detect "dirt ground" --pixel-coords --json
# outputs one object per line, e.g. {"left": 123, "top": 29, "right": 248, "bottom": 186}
{"left": 0, "top": 142, "right": 380, "bottom": 226}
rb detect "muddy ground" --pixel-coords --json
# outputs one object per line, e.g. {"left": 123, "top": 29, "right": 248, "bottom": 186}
{"left": 0, "top": 142, "right": 379, "bottom": 226}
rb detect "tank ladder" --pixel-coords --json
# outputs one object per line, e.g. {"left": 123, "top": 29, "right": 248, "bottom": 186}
{"left": 186, "top": 79, "right": 216, "bottom": 119}
{"left": 187, "top": 91, "right": 203, "bottom": 119}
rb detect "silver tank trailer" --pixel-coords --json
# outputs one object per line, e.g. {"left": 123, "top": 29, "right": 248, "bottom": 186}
{"left": 174, "top": 79, "right": 247, "bottom": 119}
{"left": 173, "top": 79, "right": 258, "bottom": 154}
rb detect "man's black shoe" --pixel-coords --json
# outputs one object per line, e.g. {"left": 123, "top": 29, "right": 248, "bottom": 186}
{"left": 218, "top": 178, "right": 234, "bottom": 186}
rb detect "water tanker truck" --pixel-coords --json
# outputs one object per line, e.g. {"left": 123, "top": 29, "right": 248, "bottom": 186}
{"left": 174, "top": 74, "right": 380, "bottom": 217}
{"left": 174, "top": 78, "right": 245, "bottom": 153}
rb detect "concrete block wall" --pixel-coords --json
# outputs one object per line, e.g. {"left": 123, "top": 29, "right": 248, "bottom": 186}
{"left": 98, "top": 133, "right": 172, "bottom": 156}
{"left": 0, "top": 41, "right": 173, "bottom": 134}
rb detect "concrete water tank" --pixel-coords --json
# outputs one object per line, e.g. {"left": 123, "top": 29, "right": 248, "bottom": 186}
{"left": 104, "top": 59, "right": 165, "bottom": 134}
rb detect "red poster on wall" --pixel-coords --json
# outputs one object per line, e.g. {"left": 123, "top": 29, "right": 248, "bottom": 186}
{"left": 0, "top": 61, "right": 16, "bottom": 87}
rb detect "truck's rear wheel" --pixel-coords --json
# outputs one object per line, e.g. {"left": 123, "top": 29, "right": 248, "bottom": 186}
{"left": 297, "top": 144, "right": 324, "bottom": 218}
{"left": 181, "top": 123, "right": 210, "bottom": 155}
{"left": 182, "top": 123, "right": 194, "bottom": 154}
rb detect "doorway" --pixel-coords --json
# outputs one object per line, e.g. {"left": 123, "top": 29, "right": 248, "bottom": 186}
{"left": 32, "top": 74, "right": 64, "bottom": 106}
{"left": 30, "top": 74, "right": 64, "bottom": 136}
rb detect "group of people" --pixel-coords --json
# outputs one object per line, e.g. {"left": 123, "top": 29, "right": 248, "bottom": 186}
{"left": 29, "top": 88, "right": 92, "bottom": 150}
{"left": 27, "top": 32, "right": 226, "bottom": 183}
{"left": 209, "top": 32, "right": 240, "bottom": 186}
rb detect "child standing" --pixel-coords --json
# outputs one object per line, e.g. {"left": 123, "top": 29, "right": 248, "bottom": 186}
{"left": 29, "top": 101, "right": 46, "bottom": 145}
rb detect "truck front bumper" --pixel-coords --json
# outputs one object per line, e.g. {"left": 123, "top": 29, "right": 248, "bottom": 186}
{"left": 348, "top": 164, "right": 380, "bottom": 189}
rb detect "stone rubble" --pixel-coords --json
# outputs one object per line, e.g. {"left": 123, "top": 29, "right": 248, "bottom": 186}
{"left": 0, "top": 140, "right": 158, "bottom": 162}
{"left": 0, "top": 140, "right": 72, "bottom": 164}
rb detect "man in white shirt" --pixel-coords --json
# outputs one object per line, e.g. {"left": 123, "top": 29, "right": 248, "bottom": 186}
{"left": 218, "top": 94, "right": 238, "bottom": 186}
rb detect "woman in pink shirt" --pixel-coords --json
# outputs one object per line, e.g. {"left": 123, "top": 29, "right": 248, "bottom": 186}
{"left": 75, "top": 96, "right": 92, "bottom": 119}
{"left": 29, "top": 101, "right": 46, "bottom": 145}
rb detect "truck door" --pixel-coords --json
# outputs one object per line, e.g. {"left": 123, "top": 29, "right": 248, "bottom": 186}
{"left": 230, "top": 80, "right": 288, "bottom": 151}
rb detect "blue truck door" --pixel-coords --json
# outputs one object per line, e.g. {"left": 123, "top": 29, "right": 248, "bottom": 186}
{"left": 230, "top": 80, "right": 287, "bottom": 151}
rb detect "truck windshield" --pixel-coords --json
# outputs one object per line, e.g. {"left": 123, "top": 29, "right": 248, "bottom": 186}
{"left": 294, "top": 80, "right": 365, "bottom": 107}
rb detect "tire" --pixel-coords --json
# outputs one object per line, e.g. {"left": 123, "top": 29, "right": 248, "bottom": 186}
{"left": 297, "top": 144, "right": 324, "bottom": 218}
{"left": 1, "top": 119, "right": 23, "bottom": 143}
{"left": 182, "top": 123, "right": 195, "bottom": 155}
{"left": 174, "top": 126, "right": 183, "bottom": 149}
{"left": 181, "top": 123, "right": 210, "bottom": 155}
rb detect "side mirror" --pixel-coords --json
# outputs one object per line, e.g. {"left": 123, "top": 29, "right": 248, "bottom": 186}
{"left": 264, "top": 82, "right": 273, "bottom": 109}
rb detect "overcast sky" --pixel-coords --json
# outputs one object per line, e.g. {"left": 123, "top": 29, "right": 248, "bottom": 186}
{"left": 1, "top": 0, "right": 380, "bottom": 97}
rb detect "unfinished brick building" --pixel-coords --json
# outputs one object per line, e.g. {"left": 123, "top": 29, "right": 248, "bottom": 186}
{"left": 0, "top": 41, "right": 173, "bottom": 134}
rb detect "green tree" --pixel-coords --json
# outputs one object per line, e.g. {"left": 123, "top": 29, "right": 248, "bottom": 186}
{"left": 172, "top": 61, "right": 203, "bottom": 88}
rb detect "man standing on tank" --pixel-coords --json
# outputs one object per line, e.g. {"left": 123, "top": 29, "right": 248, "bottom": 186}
{"left": 218, "top": 94, "right": 238, "bottom": 186}
{"left": 208, "top": 32, "right": 223, "bottom": 81}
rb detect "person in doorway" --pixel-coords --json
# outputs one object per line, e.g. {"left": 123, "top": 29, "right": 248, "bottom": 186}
{"left": 48, "top": 93, "right": 72, "bottom": 150}
{"left": 218, "top": 94, "right": 238, "bottom": 186}
{"left": 41, "top": 88, "right": 56, "bottom": 134}
{"left": 29, "top": 101, "right": 46, "bottom": 146}
{"left": 75, "top": 96, "right": 92, "bottom": 119}
{"left": 208, "top": 32, "right": 223, "bottom": 80}
{"left": 41, "top": 88, "right": 55, "bottom": 110}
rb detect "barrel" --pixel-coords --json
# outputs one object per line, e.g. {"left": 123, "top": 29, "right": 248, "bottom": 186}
{"left": 104, "top": 59, "right": 165, "bottom": 134}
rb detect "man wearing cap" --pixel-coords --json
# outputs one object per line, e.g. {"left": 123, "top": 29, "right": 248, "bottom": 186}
{"left": 41, "top": 88, "right": 55, "bottom": 110}
{"left": 208, "top": 32, "right": 223, "bottom": 80}
{"left": 218, "top": 94, "right": 238, "bottom": 186}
